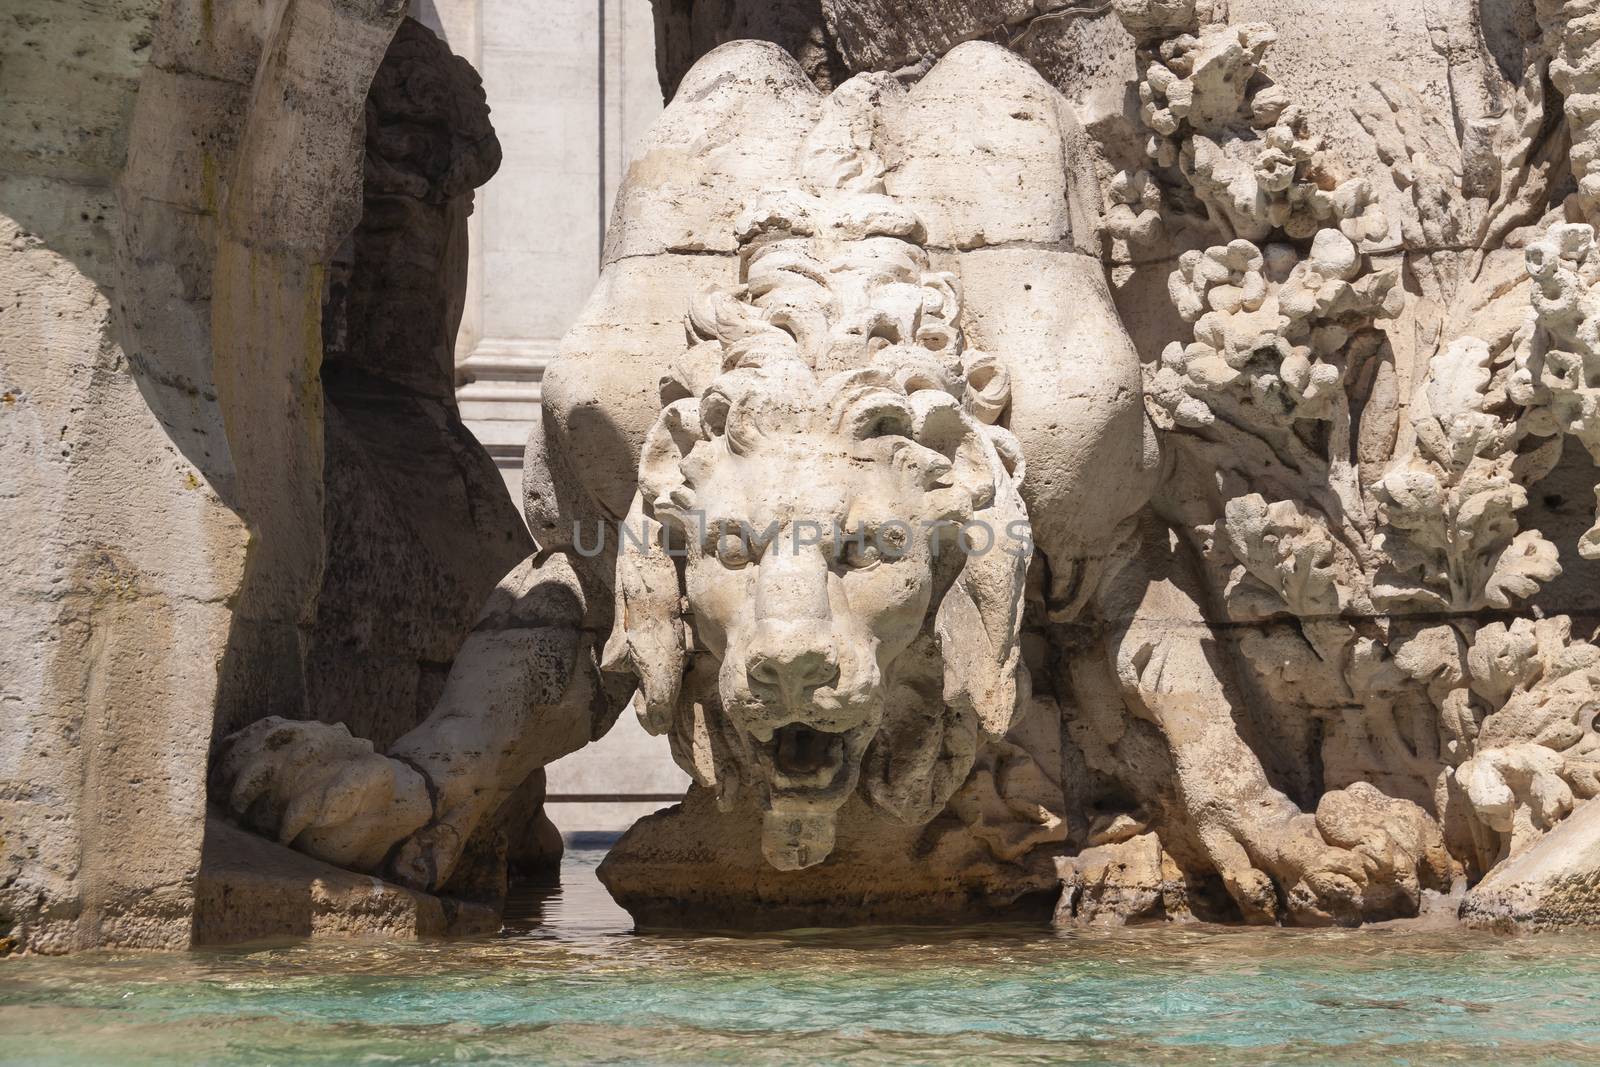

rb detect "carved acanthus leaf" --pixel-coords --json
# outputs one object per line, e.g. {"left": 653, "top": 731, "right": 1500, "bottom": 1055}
{"left": 1456, "top": 616, "right": 1600, "bottom": 859}
{"left": 1209, "top": 493, "right": 1347, "bottom": 620}
{"left": 1372, "top": 338, "right": 1561, "bottom": 612}
{"left": 1513, "top": 222, "right": 1600, "bottom": 556}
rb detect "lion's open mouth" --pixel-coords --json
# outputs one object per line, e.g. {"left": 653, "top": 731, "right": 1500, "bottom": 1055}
{"left": 756, "top": 723, "right": 855, "bottom": 798}
{"left": 776, "top": 723, "right": 841, "bottom": 776}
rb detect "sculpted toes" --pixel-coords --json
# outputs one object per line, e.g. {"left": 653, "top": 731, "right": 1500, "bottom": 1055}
{"left": 1220, "top": 865, "right": 1278, "bottom": 924}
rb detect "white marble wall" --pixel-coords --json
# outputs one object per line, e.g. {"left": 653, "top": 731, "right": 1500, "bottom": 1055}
{"left": 427, "top": 0, "right": 660, "bottom": 500}
{"left": 416, "top": 0, "right": 689, "bottom": 834}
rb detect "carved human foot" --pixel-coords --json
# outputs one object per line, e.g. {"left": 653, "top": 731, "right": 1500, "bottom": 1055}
{"left": 212, "top": 717, "right": 432, "bottom": 872}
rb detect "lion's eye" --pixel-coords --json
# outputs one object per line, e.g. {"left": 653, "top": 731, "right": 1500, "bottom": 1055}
{"left": 840, "top": 537, "right": 880, "bottom": 570}
{"left": 875, "top": 523, "right": 909, "bottom": 560}
{"left": 715, "top": 531, "right": 752, "bottom": 568}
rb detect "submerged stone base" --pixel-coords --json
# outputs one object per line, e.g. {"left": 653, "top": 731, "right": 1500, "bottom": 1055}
{"left": 194, "top": 814, "right": 499, "bottom": 946}
{"left": 597, "top": 790, "right": 1057, "bottom": 929}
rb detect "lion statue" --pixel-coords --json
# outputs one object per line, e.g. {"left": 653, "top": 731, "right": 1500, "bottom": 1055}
{"left": 599, "top": 153, "right": 1033, "bottom": 870}
{"left": 213, "top": 36, "right": 1468, "bottom": 929}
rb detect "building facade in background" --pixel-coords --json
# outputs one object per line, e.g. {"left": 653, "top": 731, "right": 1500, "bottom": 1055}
{"left": 416, "top": 0, "right": 688, "bottom": 834}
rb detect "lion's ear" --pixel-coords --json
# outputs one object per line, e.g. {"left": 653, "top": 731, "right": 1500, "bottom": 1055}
{"left": 600, "top": 492, "right": 685, "bottom": 735}
{"left": 935, "top": 424, "right": 1031, "bottom": 740}
{"left": 637, "top": 399, "right": 701, "bottom": 515}
{"left": 600, "top": 401, "right": 700, "bottom": 734}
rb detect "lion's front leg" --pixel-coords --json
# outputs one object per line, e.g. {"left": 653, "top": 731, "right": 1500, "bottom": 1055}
{"left": 1100, "top": 531, "right": 1384, "bottom": 926}
{"left": 1116, "top": 625, "right": 1370, "bottom": 925}
{"left": 214, "top": 557, "right": 613, "bottom": 892}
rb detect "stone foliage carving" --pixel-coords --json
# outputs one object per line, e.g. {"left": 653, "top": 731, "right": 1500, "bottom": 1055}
{"left": 1088, "top": 0, "right": 1600, "bottom": 923}
{"left": 1542, "top": 1, "right": 1600, "bottom": 217}
{"left": 1517, "top": 222, "right": 1600, "bottom": 555}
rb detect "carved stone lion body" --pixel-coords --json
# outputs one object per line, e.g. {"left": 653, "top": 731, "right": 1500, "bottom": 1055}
{"left": 587, "top": 43, "right": 1149, "bottom": 916}
{"left": 600, "top": 123, "right": 1033, "bottom": 867}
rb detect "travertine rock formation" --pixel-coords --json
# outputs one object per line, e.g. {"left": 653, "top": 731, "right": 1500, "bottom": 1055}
{"left": 1461, "top": 794, "right": 1600, "bottom": 930}
{"left": 1, "top": 4, "right": 560, "bottom": 954}
{"left": 204, "top": 16, "right": 608, "bottom": 926}
{"left": 193, "top": 814, "right": 501, "bottom": 946}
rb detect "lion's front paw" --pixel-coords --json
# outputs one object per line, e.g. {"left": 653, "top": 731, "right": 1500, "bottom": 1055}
{"left": 213, "top": 717, "right": 433, "bottom": 872}
{"left": 1198, "top": 808, "right": 1367, "bottom": 926}
{"left": 1315, "top": 782, "right": 1455, "bottom": 915}
{"left": 1260, "top": 814, "right": 1374, "bottom": 926}
{"left": 1208, "top": 783, "right": 1455, "bottom": 926}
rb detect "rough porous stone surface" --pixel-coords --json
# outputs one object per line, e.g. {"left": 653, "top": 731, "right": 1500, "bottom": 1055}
{"left": 1461, "top": 797, "right": 1600, "bottom": 931}
{"left": 648, "top": 1, "right": 1119, "bottom": 97}
{"left": 210, "top": 549, "right": 611, "bottom": 901}
{"left": 194, "top": 814, "right": 498, "bottom": 946}
{"left": 1054, "top": 832, "right": 1221, "bottom": 926}
{"left": 2, "top": 0, "right": 248, "bottom": 956}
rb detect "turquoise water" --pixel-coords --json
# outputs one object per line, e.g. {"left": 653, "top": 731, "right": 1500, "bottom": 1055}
{"left": 3, "top": 849, "right": 1600, "bottom": 1066}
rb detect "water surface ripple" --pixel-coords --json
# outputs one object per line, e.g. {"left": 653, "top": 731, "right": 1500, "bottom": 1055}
{"left": 3, "top": 849, "right": 1598, "bottom": 1065}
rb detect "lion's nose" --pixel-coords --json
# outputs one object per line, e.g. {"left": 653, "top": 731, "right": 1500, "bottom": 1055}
{"left": 747, "top": 623, "right": 840, "bottom": 696}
